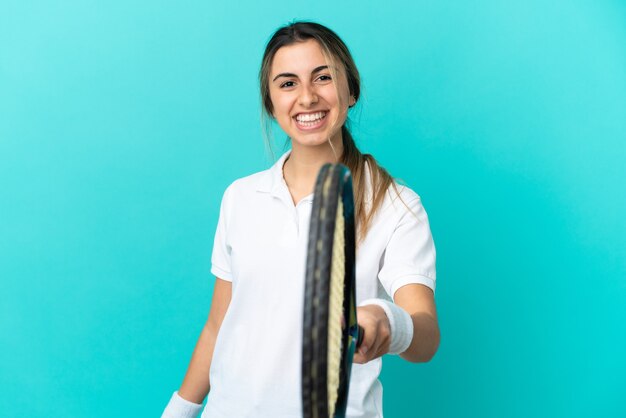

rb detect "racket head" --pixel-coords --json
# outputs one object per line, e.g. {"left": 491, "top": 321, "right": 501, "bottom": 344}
{"left": 302, "top": 163, "right": 359, "bottom": 418}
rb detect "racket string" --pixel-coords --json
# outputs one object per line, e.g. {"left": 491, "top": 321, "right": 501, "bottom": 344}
{"left": 327, "top": 199, "right": 345, "bottom": 417}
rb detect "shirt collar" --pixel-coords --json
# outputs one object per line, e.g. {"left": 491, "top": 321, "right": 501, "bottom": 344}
{"left": 256, "top": 150, "right": 292, "bottom": 197}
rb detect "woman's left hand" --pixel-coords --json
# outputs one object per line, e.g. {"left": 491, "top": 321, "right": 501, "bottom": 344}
{"left": 353, "top": 305, "right": 391, "bottom": 364}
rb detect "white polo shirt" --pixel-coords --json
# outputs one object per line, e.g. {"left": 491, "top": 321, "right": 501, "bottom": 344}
{"left": 203, "top": 151, "right": 436, "bottom": 418}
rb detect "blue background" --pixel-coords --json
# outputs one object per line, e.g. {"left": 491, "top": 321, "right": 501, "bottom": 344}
{"left": 1, "top": 1, "right": 625, "bottom": 417}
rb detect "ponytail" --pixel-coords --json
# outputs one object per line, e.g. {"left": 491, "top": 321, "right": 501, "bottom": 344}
{"left": 340, "top": 126, "right": 397, "bottom": 243}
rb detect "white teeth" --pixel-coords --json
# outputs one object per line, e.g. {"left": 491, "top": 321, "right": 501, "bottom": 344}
{"left": 296, "top": 111, "right": 326, "bottom": 122}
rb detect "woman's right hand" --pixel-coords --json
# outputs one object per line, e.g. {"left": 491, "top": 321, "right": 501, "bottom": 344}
{"left": 352, "top": 304, "right": 391, "bottom": 364}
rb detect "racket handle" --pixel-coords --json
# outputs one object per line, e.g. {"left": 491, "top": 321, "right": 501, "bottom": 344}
{"left": 356, "top": 325, "right": 365, "bottom": 348}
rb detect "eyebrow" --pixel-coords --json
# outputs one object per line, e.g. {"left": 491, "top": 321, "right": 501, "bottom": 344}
{"left": 272, "top": 65, "right": 329, "bottom": 82}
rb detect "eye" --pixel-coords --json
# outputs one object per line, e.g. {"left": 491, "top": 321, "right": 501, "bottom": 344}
{"left": 280, "top": 80, "right": 296, "bottom": 88}
{"left": 316, "top": 74, "right": 332, "bottom": 82}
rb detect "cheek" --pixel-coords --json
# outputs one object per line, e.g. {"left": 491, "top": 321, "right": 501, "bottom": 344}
{"left": 269, "top": 94, "right": 291, "bottom": 118}
{"left": 321, "top": 85, "right": 348, "bottom": 108}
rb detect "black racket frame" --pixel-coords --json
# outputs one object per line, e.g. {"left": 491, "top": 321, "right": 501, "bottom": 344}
{"left": 302, "top": 164, "right": 360, "bottom": 418}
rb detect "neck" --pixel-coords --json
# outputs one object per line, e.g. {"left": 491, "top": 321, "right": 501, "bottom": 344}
{"left": 282, "top": 133, "right": 344, "bottom": 202}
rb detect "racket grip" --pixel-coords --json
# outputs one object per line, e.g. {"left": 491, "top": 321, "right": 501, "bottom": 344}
{"left": 356, "top": 325, "right": 365, "bottom": 348}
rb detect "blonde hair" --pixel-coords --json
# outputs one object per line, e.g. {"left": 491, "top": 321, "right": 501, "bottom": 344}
{"left": 259, "top": 21, "right": 399, "bottom": 242}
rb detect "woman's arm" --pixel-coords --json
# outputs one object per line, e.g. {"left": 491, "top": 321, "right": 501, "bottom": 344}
{"left": 394, "top": 283, "right": 440, "bottom": 363}
{"left": 177, "top": 278, "right": 232, "bottom": 403}
{"left": 354, "top": 283, "right": 439, "bottom": 364}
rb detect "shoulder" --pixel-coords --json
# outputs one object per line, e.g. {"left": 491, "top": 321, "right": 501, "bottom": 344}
{"left": 369, "top": 174, "right": 422, "bottom": 214}
{"left": 221, "top": 151, "right": 288, "bottom": 200}
{"left": 377, "top": 182, "right": 426, "bottom": 222}
{"left": 362, "top": 160, "right": 420, "bottom": 207}
{"left": 388, "top": 182, "right": 421, "bottom": 205}
{"left": 220, "top": 166, "right": 273, "bottom": 202}
{"left": 215, "top": 168, "right": 273, "bottom": 228}
{"left": 227, "top": 170, "right": 270, "bottom": 193}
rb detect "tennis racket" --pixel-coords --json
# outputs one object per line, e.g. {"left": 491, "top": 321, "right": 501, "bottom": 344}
{"left": 302, "top": 163, "right": 364, "bottom": 418}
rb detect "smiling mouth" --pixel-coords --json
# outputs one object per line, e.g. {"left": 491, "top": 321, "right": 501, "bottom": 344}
{"left": 294, "top": 111, "right": 328, "bottom": 129}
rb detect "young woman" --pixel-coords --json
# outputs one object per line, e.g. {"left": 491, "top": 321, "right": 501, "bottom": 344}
{"left": 162, "top": 21, "right": 439, "bottom": 418}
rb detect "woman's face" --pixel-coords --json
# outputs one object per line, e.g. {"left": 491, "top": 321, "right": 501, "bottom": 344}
{"left": 269, "top": 39, "right": 354, "bottom": 149}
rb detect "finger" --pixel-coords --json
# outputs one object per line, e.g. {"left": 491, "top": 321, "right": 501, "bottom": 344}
{"left": 356, "top": 331, "right": 383, "bottom": 364}
{"left": 358, "top": 325, "right": 377, "bottom": 356}
{"left": 352, "top": 338, "right": 369, "bottom": 364}
{"left": 362, "top": 323, "right": 391, "bottom": 363}
{"left": 353, "top": 350, "right": 365, "bottom": 364}
{"left": 356, "top": 325, "right": 365, "bottom": 348}
{"left": 372, "top": 323, "right": 391, "bottom": 358}
{"left": 364, "top": 336, "right": 382, "bottom": 363}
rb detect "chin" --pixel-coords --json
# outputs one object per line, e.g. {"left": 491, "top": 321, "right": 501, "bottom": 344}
{"left": 290, "top": 134, "right": 333, "bottom": 148}
{"left": 290, "top": 126, "right": 344, "bottom": 147}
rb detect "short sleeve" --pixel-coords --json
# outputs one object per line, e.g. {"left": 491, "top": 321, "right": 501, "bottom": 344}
{"left": 378, "top": 196, "right": 437, "bottom": 298}
{"left": 210, "top": 185, "right": 233, "bottom": 282}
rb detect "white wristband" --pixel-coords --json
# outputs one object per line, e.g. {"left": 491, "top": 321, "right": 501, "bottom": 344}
{"left": 359, "top": 298, "right": 414, "bottom": 355}
{"left": 161, "top": 391, "right": 203, "bottom": 418}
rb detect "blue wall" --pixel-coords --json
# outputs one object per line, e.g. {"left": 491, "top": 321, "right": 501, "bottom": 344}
{"left": 1, "top": 1, "right": 624, "bottom": 417}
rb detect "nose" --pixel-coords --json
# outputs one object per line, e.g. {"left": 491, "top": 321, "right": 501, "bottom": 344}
{"left": 298, "top": 84, "right": 318, "bottom": 107}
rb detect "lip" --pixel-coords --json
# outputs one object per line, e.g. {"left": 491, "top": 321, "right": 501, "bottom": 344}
{"left": 292, "top": 110, "right": 329, "bottom": 132}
